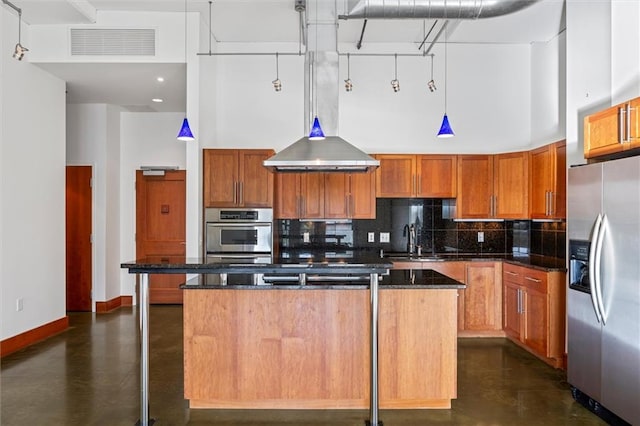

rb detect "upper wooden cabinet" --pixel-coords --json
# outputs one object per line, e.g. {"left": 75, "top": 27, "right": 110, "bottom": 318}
{"left": 275, "top": 172, "right": 375, "bottom": 219}
{"left": 324, "top": 172, "right": 376, "bottom": 219}
{"left": 374, "top": 154, "right": 456, "bottom": 198}
{"left": 456, "top": 152, "right": 528, "bottom": 219}
{"left": 529, "top": 140, "right": 566, "bottom": 219}
{"left": 203, "top": 149, "right": 274, "bottom": 208}
{"left": 584, "top": 97, "right": 640, "bottom": 159}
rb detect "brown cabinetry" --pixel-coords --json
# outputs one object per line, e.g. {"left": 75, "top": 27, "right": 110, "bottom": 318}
{"left": 275, "top": 172, "right": 375, "bottom": 219}
{"left": 584, "top": 97, "right": 640, "bottom": 159}
{"left": 456, "top": 153, "right": 528, "bottom": 219}
{"left": 529, "top": 140, "right": 566, "bottom": 219}
{"left": 375, "top": 154, "right": 457, "bottom": 198}
{"left": 502, "top": 263, "right": 565, "bottom": 368}
{"left": 203, "top": 149, "right": 274, "bottom": 208}
{"left": 391, "top": 260, "right": 502, "bottom": 337}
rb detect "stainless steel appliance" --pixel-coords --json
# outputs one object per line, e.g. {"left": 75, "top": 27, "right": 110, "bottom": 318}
{"left": 567, "top": 156, "right": 640, "bottom": 425}
{"left": 204, "top": 208, "right": 273, "bottom": 285}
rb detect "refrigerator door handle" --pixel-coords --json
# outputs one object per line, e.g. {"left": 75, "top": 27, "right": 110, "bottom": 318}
{"left": 589, "top": 214, "right": 603, "bottom": 323}
{"left": 594, "top": 214, "right": 608, "bottom": 324}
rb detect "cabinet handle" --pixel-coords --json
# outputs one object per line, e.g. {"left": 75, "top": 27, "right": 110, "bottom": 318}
{"left": 505, "top": 271, "right": 519, "bottom": 276}
{"left": 345, "top": 195, "right": 350, "bottom": 217}
{"left": 520, "top": 289, "right": 525, "bottom": 314}
{"left": 550, "top": 191, "right": 554, "bottom": 216}
{"left": 626, "top": 103, "right": 632, "bottom": 143}
{"left": 619, "top": 106, "right": 626, "bottom": 143}
{"left": 239, "top": 181, "right": 244, "bottom": 205}
{"left": 493, "top": 195, "right": 497, "bottom": 217}
{"left": 517, "top": 288, "right": 522, "bottom": 314}
{"left": 233, "top": 182, "right": 238, "bottom": 205}
{"left": 525, "top": 276, "right": 542, "bottom": 283}
{"left": 412, "top": 174, "right": 416, "bottom": 195}
{"left": 417, "top": 175, "right": 421, "bottom": 194}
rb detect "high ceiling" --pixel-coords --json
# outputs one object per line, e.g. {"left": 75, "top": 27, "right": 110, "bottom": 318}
{"left": 10, "top": 0, "right": 566, "bottom": 112}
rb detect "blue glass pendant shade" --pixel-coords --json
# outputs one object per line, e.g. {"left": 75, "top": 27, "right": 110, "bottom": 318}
{"left": 177, "top": 117, "right": 195, "bottom": 141}
{"left": 437, "top": 114, "right": 455, "bottom": 138}
{"left": 308, "top": 116, "right": 326, "bottom": 140}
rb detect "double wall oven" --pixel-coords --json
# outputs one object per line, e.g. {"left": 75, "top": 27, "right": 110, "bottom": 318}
{"left": 204, "top": 208, "right": 273, "bottom": 285}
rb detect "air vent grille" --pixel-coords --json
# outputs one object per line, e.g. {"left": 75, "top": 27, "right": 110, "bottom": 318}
{"left": 70, "top": 28, "right": 156, "bottom": 56}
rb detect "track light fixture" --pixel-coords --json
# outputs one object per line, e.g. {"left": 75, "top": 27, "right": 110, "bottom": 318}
{"left": 391, "top": 54, "right": 400, "bottom": 92}
{"left": 272, "top": 52, "right": 282, "bottom": 92}
{"left": 344, "top": 53, "right": 353, "bottom": 92}
{"left": 437, "top": 22, "right": 455, "bottom": 138}
{"left": 428, "top": 54, "right": 437, "bottom": 92}
{"left": 4, "top": 0, "right": 28, "bottom": 61}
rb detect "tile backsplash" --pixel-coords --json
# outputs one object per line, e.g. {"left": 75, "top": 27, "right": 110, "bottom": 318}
{"left": 275, "top": 198, "right": 566, "bottom": 259}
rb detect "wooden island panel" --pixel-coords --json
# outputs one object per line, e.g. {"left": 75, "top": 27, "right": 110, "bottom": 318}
{"left": 379, "top": 289, "right": 458, "bottom": 408}
{"left": 184, "top": 289, "right": 370, "bottom": 409}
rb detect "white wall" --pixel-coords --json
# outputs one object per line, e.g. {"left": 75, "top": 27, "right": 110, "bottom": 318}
{"left": 119, "top": 112, "right": 187, "bottom": 298}
{"left": 208, "top": 41, "right": 533, "bottom": 154}
{"left": 531, "top": 31, "right": 566, "bottom": 147}
{"left": 565, "top": 0, "right": 612, "bottom": 167}
{"left": 611, "top": 0, "right": 640, "bottom": 105}
{"left": 2, "top": 9, "right": 67, "bottom": 340}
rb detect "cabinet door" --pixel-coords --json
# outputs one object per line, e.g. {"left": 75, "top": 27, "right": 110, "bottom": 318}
{"left": 203, "top": 150, "right": 239, "bottom": 207}
{"left": 349, "top": 172, "right": 376, "bottom": 219}
{"left": 523, "top": 289, "right": 549, "bottom": 357}
{"left": 463, "top": 262, "right": 502, "bottom": 331}
{"left": 584, "top": 102, "right": 626, "bottom": 159}
{"left": 274, "top": 173, "right": 301, "bottom": 219}
{"left": 503, "top": 282, "right": 522, "bottom": 340}
{"left": 238, "top": 150, "right": 274, "bottom": 207}
{"left": 300, "top": 173, "right": 325, "bottom": 219}
{"left": 529, "top": 141, "right": 566, "bottom": 219}
{"left": 375, "top": 155, "right": 416, "bottom": 198}
{"left": 457, "top": 155, "right": 493, "bottom": 219}
{"left": 416, "top": 155, "right": 457, "bottom": 198}
{"left": 493, "top": 152, "right": 528, "bottom": 219}
{"left": 552, "top": 142, "right": 566, "bottom": 219}
{"left": 629, "top": 97, "right": 640, "bottom": 150}
{"left": 324, "top": 173, "right": 349, "bottom": 219}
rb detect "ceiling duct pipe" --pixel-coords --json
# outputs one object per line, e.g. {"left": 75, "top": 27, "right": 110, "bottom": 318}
{"left": 339, "top": 0, "right": 541, "bottom": 20}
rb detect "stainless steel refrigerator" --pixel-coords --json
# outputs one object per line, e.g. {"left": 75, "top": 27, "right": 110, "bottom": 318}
{"left": 567, "top": 155, "right": 640, "bottom": 425}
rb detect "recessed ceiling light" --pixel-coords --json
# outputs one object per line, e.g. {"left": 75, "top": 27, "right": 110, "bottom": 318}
{"left": 152, "top": 98, "right": 164, "bottom": 103}
{"left": 156, "top": 77, "right": 164, "bottom": 82}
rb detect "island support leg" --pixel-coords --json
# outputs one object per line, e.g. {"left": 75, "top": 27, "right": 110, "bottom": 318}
{"left": 366, "top": 273, "right": 382, "bottom": 426}
{"left": 136, "top": 273, "right": 155, "bottom": 426}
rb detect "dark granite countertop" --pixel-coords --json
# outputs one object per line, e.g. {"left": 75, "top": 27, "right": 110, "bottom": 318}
{"left": 384, "top": 252, "right": 566, "bottom": 272}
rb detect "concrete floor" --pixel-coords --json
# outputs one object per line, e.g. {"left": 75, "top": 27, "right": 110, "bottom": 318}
{"left": 1, "top": 306, "right": 606, "bottom": 426}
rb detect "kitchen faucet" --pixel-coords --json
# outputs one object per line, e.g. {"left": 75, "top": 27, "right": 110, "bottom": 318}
{"left": 403, "top": 224, "right": 416, "bottom": 255}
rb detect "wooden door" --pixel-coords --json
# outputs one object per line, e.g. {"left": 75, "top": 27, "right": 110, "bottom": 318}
{"left": 375, "top": 155, "right": 416, "bottom": 198}
{"left": 300, "top": 173, "right": 325, "bottom": 219}
{"left": 136, "top": 170, "right": 186, "bottom": 304}
{"left": 463, "top": 262, "right": 502, "bottom": 331}
{"left": 349, "top": 172, "right": 376, "bottom": 219}
{"left": 628, "top": 97, "right": 640, "bottom": 150}
{"left": 551, "top": 141, "right": 566, "bottom": 219}
{"left": 66, "top": 166, "right": 92, "bottom": 311}
{"left": 274, "top": 173, "right": 301, "bottom": 219}
{"left": 584, "top": 102, "right": 624, "bottom": 159}
{"left": 524, "top": 289, "right": 549, "bottom": 357}
{"left": 493, "top": 152, "right": 528, "bottom": 219}
{"left": 503, "top": 283, "right": 522, "bottom": 340}
{"left": 238, "top": 150, "right": 274, "bottom": 207}
{"left": 203, "top": 149, "right": 238, "bottom": 207}
{"left": 324, "top": 173, "right": 349, "bottom": 219}
{"left": 456, "top": 155, "right": 493, "bottom": 219}
{"left": 417, "top": 155, "right": 457, "bottom": 198}
{"left": 529, "top": 145, "right": 552, "bottom": 218}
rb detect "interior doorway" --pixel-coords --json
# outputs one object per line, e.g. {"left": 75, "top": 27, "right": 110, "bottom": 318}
{"left": 136, "top": 169, "right": 186, "bottom": 304}
{"left": 66, "top": 165, "right": 93, "bottom": 312}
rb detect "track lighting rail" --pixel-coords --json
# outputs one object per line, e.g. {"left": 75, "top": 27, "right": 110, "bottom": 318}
{"left": 1, "top": 0, "right": 21, "bottom": 15}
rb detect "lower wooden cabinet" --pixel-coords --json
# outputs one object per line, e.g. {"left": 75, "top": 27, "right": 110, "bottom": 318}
{"left": 502, "top": 263, "right": 565, "bottom": 368}
{"left": 392, "top": 261, "right": 503, "bottom": 337}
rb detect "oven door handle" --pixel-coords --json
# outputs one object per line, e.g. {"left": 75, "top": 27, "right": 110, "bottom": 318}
{"left": 206, "top": 254, "right": 271, "bottom": 260}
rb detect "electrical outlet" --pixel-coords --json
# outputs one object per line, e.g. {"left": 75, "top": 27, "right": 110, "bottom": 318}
{"left": 303, "top": 232, "right": 310, "bottom": 243}
{"left": 477, "top": 231, "right": 485, "bottom": 243}
{"left": 368, "top": 232, "right": 375, "bottom": 243}
{"left": 16, "top": 298, "right": 23, "bottom": 312}
{"left": 380, "top": 232, "right": 390, "bottom": 243}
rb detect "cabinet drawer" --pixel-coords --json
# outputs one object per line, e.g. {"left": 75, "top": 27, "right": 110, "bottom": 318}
{"left": 522, "top": 269, "right": 548, "bottom": 294}
{"left": 503, "top": 263, "right": 524, "bottom": 285}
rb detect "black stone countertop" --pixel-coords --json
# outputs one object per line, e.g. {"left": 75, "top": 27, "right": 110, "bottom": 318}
{"left": 384, "top": 252, "right": 566, "bottom": 272}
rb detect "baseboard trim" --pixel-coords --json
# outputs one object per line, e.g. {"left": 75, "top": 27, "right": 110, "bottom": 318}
{"left": 96, "top": 296, "right": 134, "bottom": 313}
{"left": 1, "top": 316, "right": 69, "bottom": 358}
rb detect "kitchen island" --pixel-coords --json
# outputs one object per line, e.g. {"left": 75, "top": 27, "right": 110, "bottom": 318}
{"left": 122, "top": 256, "right": 464, "bottom": 425}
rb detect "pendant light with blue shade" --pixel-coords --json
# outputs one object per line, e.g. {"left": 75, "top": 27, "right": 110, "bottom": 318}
{"left": 177, "top": 0, "right": 195, "bottom": 141}
{"left": 437, "top": 21, "right": 454, "bottom": 138}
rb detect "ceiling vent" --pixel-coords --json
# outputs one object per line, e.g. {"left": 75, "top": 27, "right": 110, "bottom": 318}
{"left": 70, "top": 28, "right": 156, "bottom": 56}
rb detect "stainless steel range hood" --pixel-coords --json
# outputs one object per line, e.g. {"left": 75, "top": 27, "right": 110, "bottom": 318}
{"left": 263, "top": 136, "right": 379, "bottom": 172}
{"left": 263, "top": 1, "right": 379, "bottom": 173}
